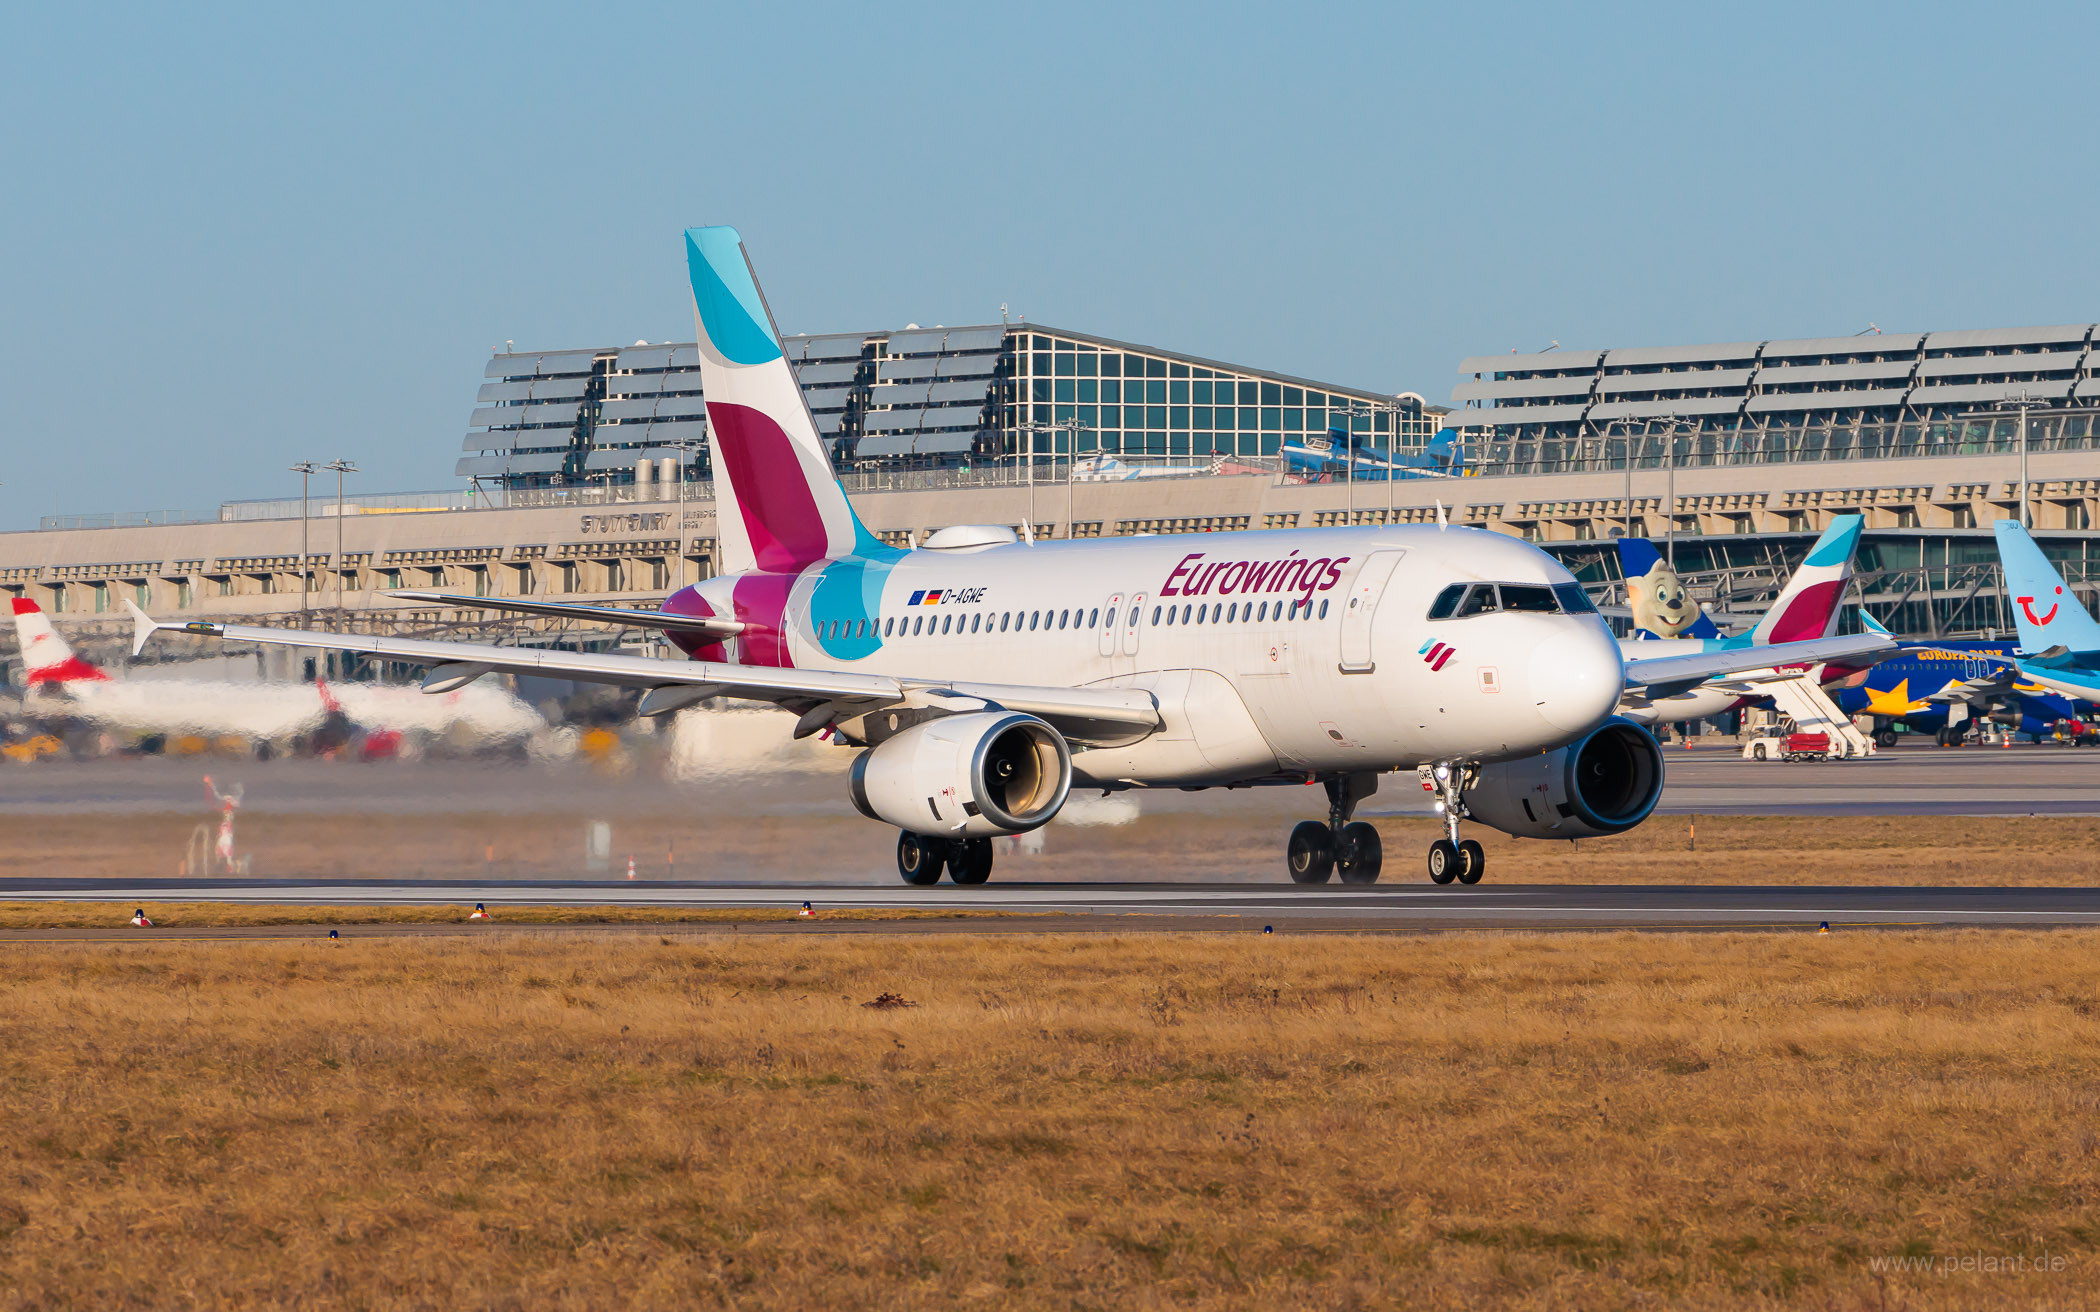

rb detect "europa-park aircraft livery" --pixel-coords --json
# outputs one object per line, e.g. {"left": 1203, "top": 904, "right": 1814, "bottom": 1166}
{"left": 127, "top": 226, "right": 1891, "bottom": 886}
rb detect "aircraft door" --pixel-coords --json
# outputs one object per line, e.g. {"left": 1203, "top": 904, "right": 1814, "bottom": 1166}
{"left": 1337, "top": 550, "right": 1406, "bottom": 673}
{"left": 1124, "top": 593, "right": 1147, "bottom": 657}
{"left": 1099, "top": 593, "right": 1122, "bottom": 658}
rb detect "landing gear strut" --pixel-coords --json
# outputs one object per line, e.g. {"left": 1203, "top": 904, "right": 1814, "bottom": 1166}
{"left": 896, "top": 832, "right": 997, "bottom": 886}
{"left": 1421, "top": 762, "right": 1485, "bottom": 885}
{"left": 1285, "top": 773, "right": 1384, "bottom": 885}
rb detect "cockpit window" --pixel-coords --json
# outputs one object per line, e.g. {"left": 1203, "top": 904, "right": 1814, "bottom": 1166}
{"left": 1454, "top": 585, "right": 1501, "bottom": 617}
{"left": 1500, "top": 584, "right": 1559, "bottom": 614}
{"left": 1431, "top": 581, "right": 1597, "bottom": 620}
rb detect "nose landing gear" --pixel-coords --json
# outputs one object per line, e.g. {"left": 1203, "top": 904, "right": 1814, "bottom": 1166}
{"left": 1285, "top": 773, "right": 1384, "bottom": 884}
{"left": 1421, "top": 762, "right": 1485, "bottom": 885}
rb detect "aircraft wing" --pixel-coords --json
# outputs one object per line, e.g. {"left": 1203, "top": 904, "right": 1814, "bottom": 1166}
{"left": 124, "top": 603, "right": 1160, "bottom": 746}
{"left": 385, "top": 590, "right": 746, "bottom": 638}
{"left": 1622, "top": 632, "right": 1895, "bottom": 696}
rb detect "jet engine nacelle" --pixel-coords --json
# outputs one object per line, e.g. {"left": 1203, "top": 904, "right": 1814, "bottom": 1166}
{"left": 848, "top": 711, "right": 1072, "bottom": 837}
{"left": 1464, "top": 717, "right": 1665, "bottom": 840}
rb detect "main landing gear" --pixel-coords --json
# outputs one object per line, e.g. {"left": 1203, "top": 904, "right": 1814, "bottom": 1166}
{"left": 1286, "top": 773, "right": 1385, "bottom": 885}
{"left": 1421, "top": 761, "right": 1484, "bottom": 886}
{"left": 896, "top": 831, "right": 995, "bottom": 886}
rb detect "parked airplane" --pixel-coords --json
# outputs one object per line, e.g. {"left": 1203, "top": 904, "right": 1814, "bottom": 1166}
{"left": 11, "top": 597, "right": 542, "bottom": 750}
{"left": 128, "top": 227, "right": 1888, "bottom": 885}
{"left": 1282, "top": 425, "right": 1462, "bottom": 482}
{"left": 1830, "top": 625, "right": 2081, "bottom": 745}
{"left": 1611, "top": 515, "right": 1869, "bottom": 724}
{"left": 1992, "top": 519, "right": 2100, "bottom": 705}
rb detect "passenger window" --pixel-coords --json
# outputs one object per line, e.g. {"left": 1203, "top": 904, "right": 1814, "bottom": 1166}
{"left": 1029, "top": 611, "right": 1039, "bottom": 631}
{"left": 971, "top": 614, "right": 981, "bottom": 633}
{"left": 1427, "top": 584, "right": 1466, "bottom": 620}
{"left": 1318, "top": 599, "right": 1329, "bottom": 620}
{"left": 1151, "top": 606, "right": 1161, "bottom": 625}
{"left": 1455, "top": 586, "right": 1500, "bottom": 618}
{"left": 1182, "top": 604, "right": 1193, "bottom": 624}
{"left": 1000, "top": 613, "right": 1010, "bottom": 632}
{"left": 1090, "top": 608, "right": 1100, "bottom": 628}
{"left": 1059, "top": 609, "right": 1069, "bottom": 629}
{"left": 1553, "top": 582, "right": 1596, "bottom": 615}
{"left": 1501, "top": 584, "right": 1559, "bottom": 614}
{"left": 1164, "top": 607, "right": 1176, "bottom": 626}
{"left": 884, "top": 617, "right": 893, "bottom": 636}
{"left": 1226, "top": 603, "right": 1238, "bottom": 622}
{"left": 942, "top": 614, "right": 953, "bottom": 634}
{"left": 913, "top": 615, "right": 924, "bottom": 635}
{"left": 1105, "top": 606, "right": 1116, "bottom": 628}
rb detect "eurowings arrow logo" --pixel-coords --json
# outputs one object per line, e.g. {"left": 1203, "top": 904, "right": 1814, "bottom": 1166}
{"left": 2017, "top": 587, "right": 2063, "bottom": 627}
{"left": 1419, "top": 639, "right": 1456, "bottom": 671}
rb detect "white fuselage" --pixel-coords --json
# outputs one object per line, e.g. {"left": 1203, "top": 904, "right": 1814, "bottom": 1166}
{"left": 686, "top": 525, "right": 1625, "bottom": 787}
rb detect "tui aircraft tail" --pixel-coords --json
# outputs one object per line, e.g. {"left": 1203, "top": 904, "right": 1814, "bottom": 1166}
{"left": 1995, "top": 519, "right": 2100, "bottom": 654}
{"left": 1749, "top": 512, "right": 1863, "bottom": 645}
{"left": 10, "top": 597, "right": 110, "bottom": 688}
{"left": 685, "top": 226, "right": 881, "bottom": 575}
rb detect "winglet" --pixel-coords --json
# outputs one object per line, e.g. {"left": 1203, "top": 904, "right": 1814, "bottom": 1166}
{"left": 1858, "top": 608, "right": 1893, "bottom": 639}
{"left": 123, "top": 598, "right": 167, "bottom": 658}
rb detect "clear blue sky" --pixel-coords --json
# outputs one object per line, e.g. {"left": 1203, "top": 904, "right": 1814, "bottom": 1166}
{"left": 4, "top": 2, "right": 2096, "bottom": 528}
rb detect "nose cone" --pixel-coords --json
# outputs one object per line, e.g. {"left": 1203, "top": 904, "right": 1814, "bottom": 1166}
{"left": 1528, "top": 623, "right": 1623, "bottom": 734}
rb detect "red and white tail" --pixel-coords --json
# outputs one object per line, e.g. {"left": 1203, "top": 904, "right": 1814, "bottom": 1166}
{"left": 11, "top": 598, "right": 109, "bottom": 688}
{"left": 685, "top": 226, "right": 883, "bottom": 573}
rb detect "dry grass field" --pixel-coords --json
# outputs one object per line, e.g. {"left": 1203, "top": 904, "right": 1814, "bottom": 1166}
{"left": 8, "top": 809, "right": 2100, "bottom": 886}
{"left": 0, "top": 902, "right": 1010, "bottom": 930}
{"left": 2, "top": 931, "right": 2097, "bottom": 1309}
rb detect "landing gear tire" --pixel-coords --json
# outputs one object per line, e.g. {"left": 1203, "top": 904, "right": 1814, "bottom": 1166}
{"left": 950, "top": 837, "right": 995, "bottom": 885}
{"left": 896, "top": 832, "right": 945, "bottom": 886}
{"left": 1427, "top": 839, "right": 1461, "bottom": 885}
{"left": 1287, "top": 821, "right": 1336, "bottom": 884}
{"left": 1455, "top": 839, "right": 1485, "bottom": 885}
{"left": 1874, "top": 729, "right": 1898, "bottom": 750}
{"left": 1337, "top": 821, "right": 1383, "bottom": 884}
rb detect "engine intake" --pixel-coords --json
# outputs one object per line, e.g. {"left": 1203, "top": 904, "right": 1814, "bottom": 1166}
{"left": 848, "top": 711, "right": 1071, "bottom": 837}
{"left": 1464, "top": 716, "right": 1665, "bottom": 840}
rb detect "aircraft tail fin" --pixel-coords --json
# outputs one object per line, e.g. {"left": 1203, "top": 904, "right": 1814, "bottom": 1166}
{"left": 1994, "top": 519, "right": 2100, "bottom": 653}
{"left": 684, "top": 227, "right": 882, "bottom": 574}
{"left": 1750, "top": 512, "right": 1863, "bottom": 645}
{"left": 11, "top": 597, "right": 110, "bottom": 688}
{"left": 1615, "top": 536, "right": 1720, "bottom": 639}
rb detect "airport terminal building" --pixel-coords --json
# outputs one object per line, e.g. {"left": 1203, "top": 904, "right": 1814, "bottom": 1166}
{"left": 5, "top": 318, "right": 2099, "bottom": 683}
{"left": 461, "top": 323, "right": 1441, "bottom": 495}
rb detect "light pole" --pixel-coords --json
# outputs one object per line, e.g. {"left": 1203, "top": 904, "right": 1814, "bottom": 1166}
{"left": 669, "top": 437, "right": 704, "bottom": 588}
{"left": 1017, "top": 417, "right": 1084, "bottom": 537}
{"left": 323, "top": 459, "right": 357, "bottom": 617}
{"left": 1992, "top": 394, "right": 2043, "bottom": 527}
{"left": 289, "top": 461, "right": 315, "bottom": 617}
{"left": 1335, "top": 401, "right": 1410, "bottom": 524}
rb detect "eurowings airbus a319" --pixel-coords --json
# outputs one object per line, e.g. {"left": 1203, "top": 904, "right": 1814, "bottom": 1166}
{"left": 128, "top": 227, "right": 1890, "bottom": 886}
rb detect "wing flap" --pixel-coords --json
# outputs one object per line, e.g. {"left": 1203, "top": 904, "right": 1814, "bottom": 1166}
{"left": 385, "top": 590, "right": 746, "bottom": 637}
{"left": 127, "top": 605, "right": 1162, "bottom": 743}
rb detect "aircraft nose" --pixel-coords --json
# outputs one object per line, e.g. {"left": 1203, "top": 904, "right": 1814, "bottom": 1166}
{"left": 1528, "top": 623, "right": 1623, "bottom": 734}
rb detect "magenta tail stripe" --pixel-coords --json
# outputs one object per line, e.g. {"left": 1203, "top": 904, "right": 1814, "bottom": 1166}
{"left": 710, "top": 402, "right": 831, "bottom": 572}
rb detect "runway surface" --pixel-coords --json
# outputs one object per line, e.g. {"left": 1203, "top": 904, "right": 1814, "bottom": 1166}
{"left": 10, "top": 876, "right": 2100, "bottom": 936}
{"left": 3, "top": 743, "right": 2096, "bottom": 818}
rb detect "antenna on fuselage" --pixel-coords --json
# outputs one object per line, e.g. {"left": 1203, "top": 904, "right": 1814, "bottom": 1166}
{"left": 1020, "top": 521, "right": 1036, "bottom": 546}
{"left": 1435, "top": 500, "right": 1448, "bottom": 531}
